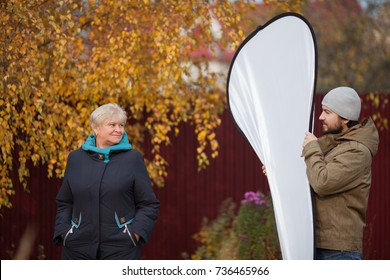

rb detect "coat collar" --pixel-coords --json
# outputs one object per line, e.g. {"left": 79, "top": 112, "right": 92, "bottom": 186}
{"left": 81, "top": 132, "right": 132, "bottom": 163}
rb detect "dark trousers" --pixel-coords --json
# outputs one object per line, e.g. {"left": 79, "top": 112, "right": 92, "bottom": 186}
{"left": 61, "top": 244, "right": 141, "bottom": 260}
{"left": 315, "top": 248, "right": 362, "bottom": 260}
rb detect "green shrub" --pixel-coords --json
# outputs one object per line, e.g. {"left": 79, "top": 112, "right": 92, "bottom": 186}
{"left": 234, "top": 191, "right": 281, "bottom": 259}
{"left": 191, "top": 198, "right": 236, "bottom": 260}
{"left": 190, "top": 191, "right": 281, "bottom": 260}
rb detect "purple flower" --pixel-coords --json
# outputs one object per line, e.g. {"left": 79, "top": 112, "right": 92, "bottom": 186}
{"left": 241, "top": 191, "right": 268, "bottom": 206}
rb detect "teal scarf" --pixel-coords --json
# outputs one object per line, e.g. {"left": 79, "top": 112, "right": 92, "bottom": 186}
{"left": 81, "top": 132, "right": 132, "bottom": 163}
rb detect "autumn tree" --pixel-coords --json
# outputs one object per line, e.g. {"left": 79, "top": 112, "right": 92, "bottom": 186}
{"left": 303, "top": 0, "right": 389, "bottom": 130}
{"left": 303, "top": 0, "right": 390, "bottom": 93}
{"left": 241, "top": 0, "right": 390, "bottom": 93}
{"left": 1, "top": 0, "right": 263, "bottom": 208}
{"left": 241, "top": 0, "right": 389, "bottom": 130}
{"left": 264, "top": 0, "right": 309, "bottom": 13}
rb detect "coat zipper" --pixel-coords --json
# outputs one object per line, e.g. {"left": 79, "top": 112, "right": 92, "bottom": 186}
{"left": 63, "top": 224, "right": 74, "bottom": 247}
{"left": 124, "top": 224, "right": 137, "bottom": 247}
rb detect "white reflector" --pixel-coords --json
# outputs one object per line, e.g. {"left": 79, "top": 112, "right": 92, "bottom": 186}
{"left": 227, "top": 13, "right": 317, "bottom": 260}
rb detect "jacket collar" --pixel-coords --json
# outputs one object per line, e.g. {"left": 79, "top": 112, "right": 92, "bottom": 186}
{"left": 81, "top": 132, "right": 132, "bottom": 163}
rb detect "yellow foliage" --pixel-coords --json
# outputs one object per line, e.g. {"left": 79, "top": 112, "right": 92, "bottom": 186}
{"left": 1, "top": 0, "right": 306, "bottom": 208}
{"left": 0, "top": 0, "right": 316, "bottom": 207}
{"left": 366, "top": 93, "right": 389, "bottom": 131}
{"left": 264, "top": 0, "right": 307, "bottom": 13}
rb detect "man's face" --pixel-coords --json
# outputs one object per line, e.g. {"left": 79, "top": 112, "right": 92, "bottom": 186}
{"left": 319, "top": 105, "right": 348, "bottom": 134}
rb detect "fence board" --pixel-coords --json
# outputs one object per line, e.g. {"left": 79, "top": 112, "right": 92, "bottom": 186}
{"left": 1, "top": 94, "right": 389, "bottom": 259}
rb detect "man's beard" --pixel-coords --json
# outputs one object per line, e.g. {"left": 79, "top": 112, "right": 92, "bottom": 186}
{"left": 322, "top": 122, "right": 343, "bottom": 135}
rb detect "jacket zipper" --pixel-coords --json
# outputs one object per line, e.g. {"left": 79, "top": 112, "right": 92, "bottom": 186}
{"left": 124, "top": 224, "right": 137, "bottom": 247}
{"left": 63, "top": 224, "right": 75, "bottom": 247}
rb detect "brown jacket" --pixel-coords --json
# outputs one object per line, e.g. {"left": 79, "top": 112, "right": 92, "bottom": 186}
{"left": 302, "top": 118, "right": 379, "bottom": 252}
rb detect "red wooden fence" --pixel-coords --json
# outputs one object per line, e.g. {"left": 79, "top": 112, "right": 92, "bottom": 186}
{"left": 1, "top": 94, "right": 389, "bottom": 259}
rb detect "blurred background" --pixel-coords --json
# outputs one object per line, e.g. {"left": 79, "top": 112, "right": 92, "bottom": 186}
{"left": 1, "top": 0, "right": 389, "bottom": 260}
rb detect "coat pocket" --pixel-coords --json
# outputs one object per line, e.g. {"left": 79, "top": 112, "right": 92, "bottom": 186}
{"left": 63, "top": 213, "right": 82, "bottom": 247}
{"left": 115, "top": 212, "right": 136, "bottom": 247}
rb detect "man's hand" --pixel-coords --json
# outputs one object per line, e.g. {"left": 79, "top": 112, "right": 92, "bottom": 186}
{"left": 303, "top": 132, "right": 317, "bottom": 147}
{"left": 262, "top": 165, "right": 267, "bottom": 177}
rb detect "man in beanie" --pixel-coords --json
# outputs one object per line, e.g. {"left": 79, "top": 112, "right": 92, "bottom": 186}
{"left": 302, "top": 86, "right": 379, "bottom": 260}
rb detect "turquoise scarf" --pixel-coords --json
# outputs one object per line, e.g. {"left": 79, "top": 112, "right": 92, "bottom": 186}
{"left": 81, "top": 132, "right": 132, "bottom": 163}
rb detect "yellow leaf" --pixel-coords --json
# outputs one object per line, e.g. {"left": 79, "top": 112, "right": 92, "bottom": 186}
{"left": 197, "top": 130, "right": 207, "bottom": 142}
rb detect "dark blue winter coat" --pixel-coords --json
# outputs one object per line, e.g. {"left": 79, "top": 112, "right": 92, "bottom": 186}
{"left": 53, "top": 133, "right": 160, "bottom": 259}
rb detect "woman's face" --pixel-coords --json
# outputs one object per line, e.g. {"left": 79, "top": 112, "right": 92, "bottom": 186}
{"left": 94, "top": 117, "right": 125, "bottom": 148}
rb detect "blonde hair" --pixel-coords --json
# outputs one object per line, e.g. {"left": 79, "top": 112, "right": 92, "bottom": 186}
{"left": 89, "top": 103, "right": 127, "bottom": 130}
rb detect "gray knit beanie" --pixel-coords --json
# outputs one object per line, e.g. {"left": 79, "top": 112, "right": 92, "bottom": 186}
{"left": 321, "top": 87, "right": 361, "bottom": 121}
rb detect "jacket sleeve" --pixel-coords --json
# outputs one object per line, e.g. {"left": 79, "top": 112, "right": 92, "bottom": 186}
{"left": 53, "top": 154, "right": 74, "bottom": 245}
{"left": 130, "top": 151, "right": 160, "bottom": 245}
{"left": 302, "top": 140, "right": 372, "bottom": 197}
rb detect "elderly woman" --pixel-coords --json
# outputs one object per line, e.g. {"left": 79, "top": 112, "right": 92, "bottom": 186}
{"left": 53, "top": 103, "right": 160, "bottom": 259}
